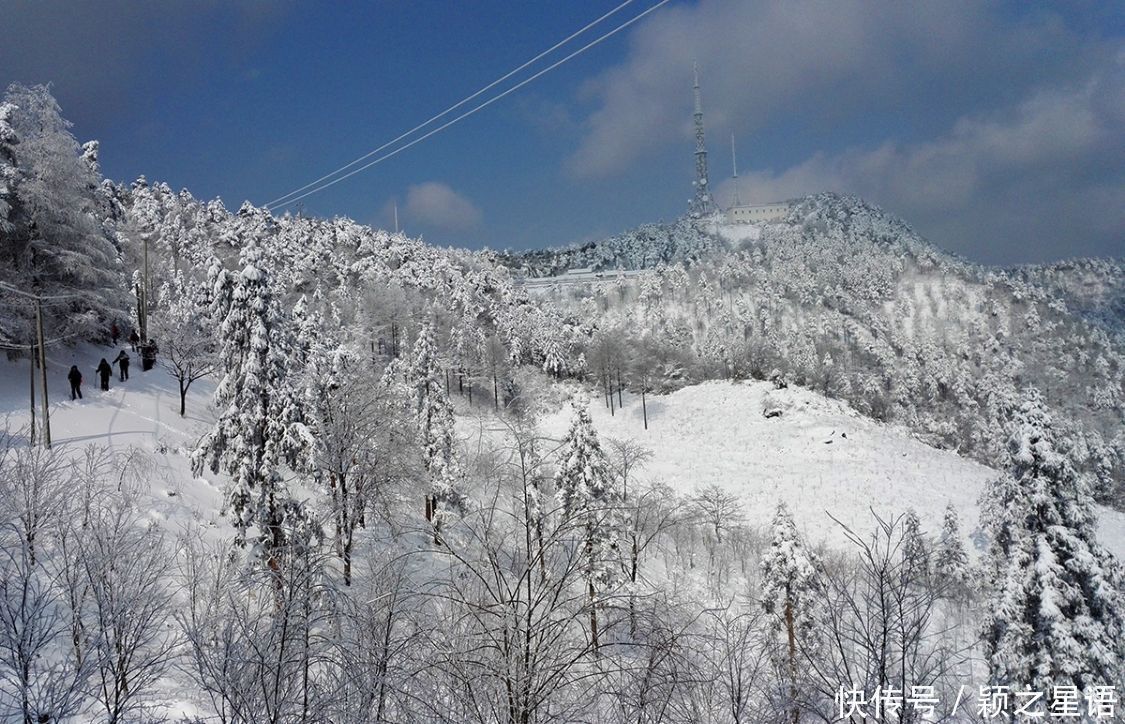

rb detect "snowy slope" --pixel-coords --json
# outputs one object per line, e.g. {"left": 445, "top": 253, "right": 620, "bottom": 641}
{"left": 537, "top": 380, "right": 1125, "bottom": 558}
{"left": 0, "top": 344, "right": 225, "bottom": 540}
{"left": 4, "top": 349, "right": 1123, "bottom": 560}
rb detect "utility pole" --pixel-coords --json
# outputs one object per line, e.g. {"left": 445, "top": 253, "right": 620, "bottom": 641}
{"left": 35, "top": 298, "right": 51, "bottom": 449}
{"left": 140, "top": 232, "right": 150, "bottom": 343}
{"left": 28, "top": 341, "right": 36, "bottom": 445}
{"left": 731, "top": 133, "right": 741, "bottom": 207}
{"left": 0, "top": 281, "right": 80, "bottom": 450}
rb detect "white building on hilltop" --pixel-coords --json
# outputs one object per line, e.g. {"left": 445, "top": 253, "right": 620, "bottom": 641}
{"left": 725, "top": 202, "right": 790, "bottom": 224}
{"left": 700, "top": 97, "right": 789, "bottom": 224}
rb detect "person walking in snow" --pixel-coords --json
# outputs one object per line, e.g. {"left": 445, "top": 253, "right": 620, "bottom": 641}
{"left": 111, "top": 323, "right": 120, "bottom": 346}
{"left": 67, "top": 365, "right": 83, "bottom": 400}
{"left": 114, "top": 349, "right": 130, "bottom": 381}
{"left": 96, "top": 358, "right": 112, "bottom": 391}
{"left": 129, "top": 329, "right": 140, "bottom": 351}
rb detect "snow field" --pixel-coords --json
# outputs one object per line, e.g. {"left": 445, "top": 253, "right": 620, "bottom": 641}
{"left": 536, "top": 379, "right": 1125, "bottom": 558}
{"left": 0, "top": 344, "right": 225, "bottom": 542}
{"left": 5, "top": 348, "right": 1123, "bottom": 560}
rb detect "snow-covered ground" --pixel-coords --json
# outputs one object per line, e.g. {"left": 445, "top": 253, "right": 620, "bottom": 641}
{"left": 537, "top": 380, "right": 1125, "bottom": 558}
{"left": 0, "top": 344, "right": 225, "bottom": 541}
{"left": 4, "top": 349, "right": 1123, "bottom": 561}
{"left": 707, "top": 220, "right": 763, "bottom": 245}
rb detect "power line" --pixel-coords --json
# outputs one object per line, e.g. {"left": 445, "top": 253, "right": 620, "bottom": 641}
{"left": 267, "top": 0, "right": 639, "bottom": 210}
{"left": 0, "top": 282, "right": 85, "bottom": 303}
{"left": 267, "top": 0, "right": 672, "bottom": 211}
{"left": 0, "top": 332, "right": 81, "bottom": 351}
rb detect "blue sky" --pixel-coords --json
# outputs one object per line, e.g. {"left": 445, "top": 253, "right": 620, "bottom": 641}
{"left": 2, "top": 1, "right": 1121, "bottom": 264}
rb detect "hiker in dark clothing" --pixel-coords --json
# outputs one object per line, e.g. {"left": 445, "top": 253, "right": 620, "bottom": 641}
{"left": 67, "top": 365, "right": 83, "bottom": 400}
{"left": 96, "top": 358, "right": 112, "bottom": 391}
{"left": 129, "top": 329, "right": 140, "bottom": 351}
{"left": 141, "top": 341, "right": 158, "bottom": 371}
{"left": 114, "top": 350, "right": 130, "bottom": 381}
{"left": 111, "top": 323, "right": 120, "bottom": 346}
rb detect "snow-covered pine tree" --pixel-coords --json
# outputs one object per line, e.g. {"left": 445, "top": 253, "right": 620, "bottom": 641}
{"left": 0, "top": 101, "right": 19, "bottom": 231}
{"left": 0, "top": 84, "right": 127, "bottom": 340}
{"left": 902, "top": 507, "right": 930, "bottom": 580}
{"left": 542, "top": 330, "right": 564, "bottom": 379}
{"left": 192, "top": 240, "right": 314, "bottom": 567}
{"left": 760, "top": 503, "right": 821, "bottom": 724}
{"left": 407, "top": 321, "right": 463, "bottom": 533}
{"left": 934, "top": 503, "right": 971, "bottom": 597}
{"left": 0, "top": 100, "right": 22, "bottom": 341}
{"left": 555, "top": 405, "right": 622, "bottom": 651}
{"left": 980, "top": 389, "right": 1125, "bottom": 700}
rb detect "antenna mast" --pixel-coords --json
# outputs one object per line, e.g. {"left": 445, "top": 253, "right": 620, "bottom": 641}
{"left": 731, "top": 133, "right": 741, "bottom": 207}
{"left": 689, "top": 61, "right": 715, "bottom": 219}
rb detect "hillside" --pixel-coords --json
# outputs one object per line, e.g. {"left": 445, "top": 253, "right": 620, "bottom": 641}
{"left": 509, "top": 193, "right": 1125, "bottom": 506}
{"left": 2, "top": 85, "right": 1122, "bottom": 721}
{"left": 534, "top": 380, "right": 1125, "bottom": 557}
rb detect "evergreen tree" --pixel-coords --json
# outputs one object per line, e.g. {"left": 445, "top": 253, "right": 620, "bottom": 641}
{"left": 760, "top": 503, "right": 821, "bottom": 724}
{"left": 902, "top": 507, "right": 930, "bottom": 580}
{"left": 935, "top": 503, "right": 971, "bottom": 597}
{"left": 981, "top": 390, "right": 1125, "bottom": 700}
{"left": 542, "top": 331, "right": 564, "bottom": 378}
{"left": 191, "top": 240, "right": 313, "bottom": 566}
{"left": 407, "top": 321, "right": 463, "bottom": 531}
{"left": 0, "top": 84, "right": 127, "bottom": 339}
{"left": 0, "top": 100, "right": 18, "bottom": 233}
{"left": 555, "top": 405, "right": 622, "bottom": 650}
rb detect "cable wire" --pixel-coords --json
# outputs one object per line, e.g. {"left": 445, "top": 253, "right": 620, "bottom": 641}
{"left": 266, "top": 0, "right": 638, "bottom": 210}
{"left": 268, "top": 0, "right": 671, "bottom": 211}
{"left": 0, "top": 282, "right": 86, "bottom": 303}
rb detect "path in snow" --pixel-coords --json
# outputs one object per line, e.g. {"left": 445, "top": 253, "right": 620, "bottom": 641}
{"left": 0, "top": 343, "right": 224, "bottom": 536}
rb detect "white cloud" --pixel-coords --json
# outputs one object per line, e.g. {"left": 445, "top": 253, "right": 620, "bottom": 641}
{"left": 715, "top": 70, "right": 1125, "bottom": 263}
{"left": 567, "top": 0, "right": 1101, "bottom": 178}
{"left": 402, "top": 181, "right": 482, "bottom": 231}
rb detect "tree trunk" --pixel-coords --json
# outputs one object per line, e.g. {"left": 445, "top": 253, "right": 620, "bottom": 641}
{"left": 589, "top": 580, "right": 599, "bottom": 654}
{"left": 179, "top": 378, "right": 187, "bottom": 417}
{"left": 642, "top": 389, "right": 648, "bottom": 430}
{"left": 343, "top": 537, "right": 352, "bottom": 587}
{"left": 29, "top": 347, "right": 36, "bottom": 445}
{"left": 785, "top": 597, "right": 799, "bottom": 724}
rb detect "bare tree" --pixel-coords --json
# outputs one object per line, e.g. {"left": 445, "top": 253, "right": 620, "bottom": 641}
{"left": 79, "top": 505, "right": 176, "bottom": 723}
{"left": 152, "top": 272, "right": 218, "bottom": 417}
{"left": 431, "top": 424, "right": 616, "bottom": 723}
{"left": 0, "top": 443, "right": 91, "bottom": 723}
{"left": 322, "top": 553, "right": 428, "bottom": 723}
{"left": 178, "top": 536, "right": 337, "bottom": 724}
{"left": 688, "top": 604, "right": 772, "bottom": 724}
{"left": 0, "top": 539, "right": 92, "bottom": 723}
{"left": 307, "top": 360, "right": 417, "bottom": 585}
{"left": 692, "top": 486, "right": 746, "bottom": 548}
{"left": 803, "top": 513, "right": 971, "bottom": 723}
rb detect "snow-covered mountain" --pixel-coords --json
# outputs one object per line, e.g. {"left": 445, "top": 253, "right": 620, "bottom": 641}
{"left": 3, "top": 86, "right": 1122, "bottom": 722}
{"left": 505, "top": 193, "right": 1124, "bottom": 507}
